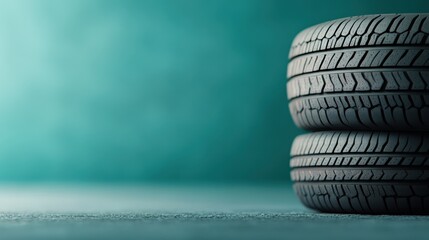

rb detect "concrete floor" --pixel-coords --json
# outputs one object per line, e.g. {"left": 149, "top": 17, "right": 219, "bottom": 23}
{"left": 0, "top": 184, "right": 426, "bottom": 239}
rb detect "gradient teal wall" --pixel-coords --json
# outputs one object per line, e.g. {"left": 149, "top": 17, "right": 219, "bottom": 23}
{"left": 0, "top": 0, "right": 427, "bottom": 182}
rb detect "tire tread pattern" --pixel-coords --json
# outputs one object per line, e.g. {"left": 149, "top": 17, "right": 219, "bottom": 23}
{"left": 289, "top": 14, "right": 429, "bottom": 59}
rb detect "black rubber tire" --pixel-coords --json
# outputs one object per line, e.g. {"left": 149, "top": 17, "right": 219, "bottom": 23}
{"left": 287, "top": 14, "right": 429, "bottom": 131}
{"left": 290, "top": 131, "right": 429, "bottom": 215}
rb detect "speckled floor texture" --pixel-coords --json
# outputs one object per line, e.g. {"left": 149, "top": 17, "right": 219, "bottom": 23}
{"left": 0, "top": 184, "right": 426, "bottom": 239}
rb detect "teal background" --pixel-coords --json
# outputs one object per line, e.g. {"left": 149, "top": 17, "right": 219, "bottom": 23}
{"left": 0, "top": 0, "right": 427, "bottom": 182}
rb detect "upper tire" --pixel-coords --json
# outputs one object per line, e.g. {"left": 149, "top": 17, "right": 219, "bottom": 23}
{"left": 287, "top": 14, "right": 429, "bottom": 131}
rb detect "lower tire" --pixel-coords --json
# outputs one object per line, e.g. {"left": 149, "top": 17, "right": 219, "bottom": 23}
{"left": 290, "top": 131, "right": 429, "bottom": 214}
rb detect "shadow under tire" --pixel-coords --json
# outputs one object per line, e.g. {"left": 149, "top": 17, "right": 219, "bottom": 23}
{"left": 290, "top": 131, "right": 429, "bottom": 214}
{"left": 287, "top": 13, "right": 429, "bottom": 131}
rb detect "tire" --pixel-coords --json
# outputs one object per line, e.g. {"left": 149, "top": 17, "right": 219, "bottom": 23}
{"left": 287, "top": 14, "right": 429, "bottom": 131}
{"left": 290, "top": 131, "right": 429, "bottom": 214}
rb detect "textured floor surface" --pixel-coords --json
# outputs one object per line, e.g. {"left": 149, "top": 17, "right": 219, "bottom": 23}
{"left": 0, "top": 184, "right": 427, "bottom": 239}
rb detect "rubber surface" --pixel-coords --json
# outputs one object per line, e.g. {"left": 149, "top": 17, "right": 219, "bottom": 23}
{"left": 290, "top": 131, "right": 429, "bottom": 214}
{"left": 287, "top": 14, "right": 429, "bottom": 131}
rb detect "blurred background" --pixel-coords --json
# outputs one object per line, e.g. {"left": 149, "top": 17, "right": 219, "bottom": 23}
{"left": 0, "top": 0, "right": 427, "bottom": 183}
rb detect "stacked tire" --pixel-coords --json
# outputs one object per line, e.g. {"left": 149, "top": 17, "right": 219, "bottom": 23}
{"left": 287, "top": 14, "right": 429, "bottom": 214}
